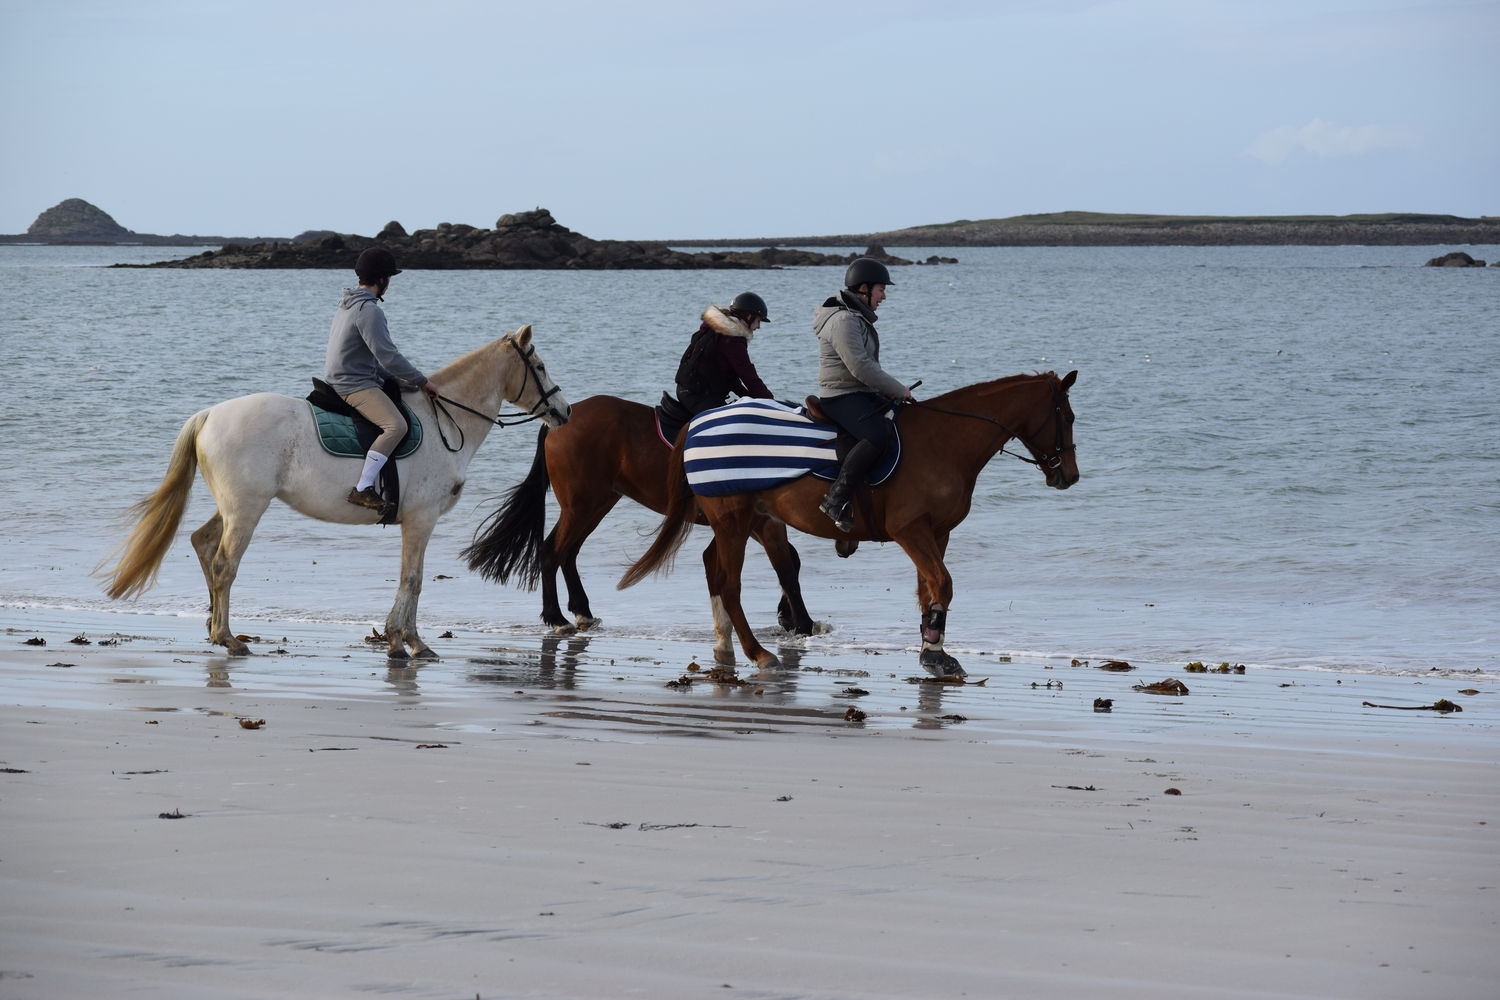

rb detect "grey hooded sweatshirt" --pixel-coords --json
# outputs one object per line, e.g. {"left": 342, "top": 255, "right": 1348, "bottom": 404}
{"left": 323, "top": 287, "right": 428, "bottom": 396}
{"left": 813, "top": 289, "right": 907, "bottom": 399}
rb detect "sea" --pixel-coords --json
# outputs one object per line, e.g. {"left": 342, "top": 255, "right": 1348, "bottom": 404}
{"left": 2, "top": 242, "right": 1497, "bottom": 679}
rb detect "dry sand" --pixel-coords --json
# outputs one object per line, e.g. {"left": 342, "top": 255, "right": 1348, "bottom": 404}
{"left": 1, "top": 604, "right": 1495, "bottom": 999}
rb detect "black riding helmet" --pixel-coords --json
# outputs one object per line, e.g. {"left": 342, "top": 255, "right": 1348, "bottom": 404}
{"left": 728, "top": 291, "right": 770, "bottom": 324}
{"left": 355, "top": 246, "right": 402, "bottom": 283}
{"left": 844, "top": 257, "right": 893, "bottom": 291}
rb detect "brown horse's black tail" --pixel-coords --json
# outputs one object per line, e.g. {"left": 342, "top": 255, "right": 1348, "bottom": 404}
{"left": 619, "top": 430, "right": 698, "bottom": 589}
{"left": 462, "top": 426, "right": 551, "bottom": 588}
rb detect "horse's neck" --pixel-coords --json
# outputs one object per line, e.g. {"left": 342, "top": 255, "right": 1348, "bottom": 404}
{"left": 934, "top": 376, "right": 1047, "bottom": 466}
{"left": 430, "top": 339, "right": 511, "bottom": 458}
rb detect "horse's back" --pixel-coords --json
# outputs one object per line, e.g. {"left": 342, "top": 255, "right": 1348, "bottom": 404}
{"left": 545, "top": 394, "right": 667, "bottom": 506}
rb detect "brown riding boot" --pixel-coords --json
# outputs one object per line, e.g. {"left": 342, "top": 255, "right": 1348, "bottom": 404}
{"left": 346, "top": 486, "right": 390, "bottom": 515}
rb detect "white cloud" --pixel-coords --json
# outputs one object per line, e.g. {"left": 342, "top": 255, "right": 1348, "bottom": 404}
{"left": 1245, "top": 119, "right": 1420, "bottom": 165}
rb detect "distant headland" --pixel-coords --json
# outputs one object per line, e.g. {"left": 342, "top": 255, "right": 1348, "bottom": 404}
{"left": 675, "top": 211, "right": 1500, "bottom": 248}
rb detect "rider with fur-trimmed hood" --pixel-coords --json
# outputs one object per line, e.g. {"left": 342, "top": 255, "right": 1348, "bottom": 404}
{"left": 813, "top": 257, "right": 915, "bottom": 532}
{"left": 670, "top": 292, "right": 775, "bottom": 416}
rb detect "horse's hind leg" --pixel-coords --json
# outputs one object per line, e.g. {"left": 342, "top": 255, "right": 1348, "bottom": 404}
{"left": 703, "top": 539, "right": 735, "bottom": 664}
{"left": 537, "top": 527, "right": 574, "bottom": 633}
{"left": 552, "top": 496, "right": 618, "bottom": 632}
{"left": 704, "top": 512, "right": 777, "bottom": 670}
{"left": 192, "top": 506, "right": 265, "bottom": 656}
{"left": 752, "top": 520, "right": 815, "bottom": 635}
{"left": 190, "top": 512, "right": 224, "bottom": 641}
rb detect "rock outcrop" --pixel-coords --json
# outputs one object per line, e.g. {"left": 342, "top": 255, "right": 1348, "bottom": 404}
{"left": 1424, "top": 251, "right": 1488, "bottom": 267}
{"left": 28, "top": 198, "right": 133, "bottom": 241}
{"left": 128, "top": 209, "right": 918, "bottom": 271}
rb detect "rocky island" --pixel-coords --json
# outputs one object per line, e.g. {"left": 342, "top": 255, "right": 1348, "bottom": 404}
{"left": 121, "top": 209, "right": 931, "bottom": 271}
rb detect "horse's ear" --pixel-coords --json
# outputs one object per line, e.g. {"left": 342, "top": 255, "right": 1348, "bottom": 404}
{"left": 1061, "top": 370, "right": 1077, "bottom": 391}
{"left": 514, "top": 324, "right": 533, "bottom": 346}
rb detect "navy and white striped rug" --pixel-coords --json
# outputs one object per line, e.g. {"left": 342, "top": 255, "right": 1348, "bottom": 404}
{"left": 682, "top": 399, "right": 898, "bottom": 497}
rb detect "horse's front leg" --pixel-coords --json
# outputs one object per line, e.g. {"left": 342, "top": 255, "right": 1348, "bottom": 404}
{"left": 386, "top": 517, "right": 439, "bottom": 659}
{"left": 895, "top": 528, "right": 962, "bottom": 678}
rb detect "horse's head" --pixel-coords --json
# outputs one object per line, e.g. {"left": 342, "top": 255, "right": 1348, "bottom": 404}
{"left": 1022, "top": 370, "right": 1078, "bottom": 490}
{"left": 505, "top": 325, "right": 571, "bottom": 427}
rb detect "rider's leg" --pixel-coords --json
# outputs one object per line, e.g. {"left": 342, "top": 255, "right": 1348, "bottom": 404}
{"left": 343, "top": 388, "right": 407, "bottom": 510}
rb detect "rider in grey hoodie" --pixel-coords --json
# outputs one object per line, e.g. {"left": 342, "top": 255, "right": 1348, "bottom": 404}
{"left": 812, "top": 257, "right": 914, "bottom": 531}
{"left": 324, "top": 247, "right": 441, "bottom": 514}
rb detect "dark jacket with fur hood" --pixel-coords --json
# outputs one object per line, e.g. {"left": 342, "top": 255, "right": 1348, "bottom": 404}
{"left": 674, "top": 305, "right": 773, "bottom": 413}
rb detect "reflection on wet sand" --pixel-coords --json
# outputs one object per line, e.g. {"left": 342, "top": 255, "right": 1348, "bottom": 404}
{"left": 448, "top": 631, "right": 982, "bottom": 736}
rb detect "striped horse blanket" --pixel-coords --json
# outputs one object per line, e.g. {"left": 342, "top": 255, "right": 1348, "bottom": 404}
{"left": 682, "top": 399, "right": 899, "bottom": 497}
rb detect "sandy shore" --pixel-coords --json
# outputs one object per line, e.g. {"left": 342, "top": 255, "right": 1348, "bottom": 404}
{"left": 2, "top": 604, "right": 1495, "bottom": 999}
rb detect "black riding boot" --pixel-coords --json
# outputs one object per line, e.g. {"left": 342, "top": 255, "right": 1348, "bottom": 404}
{"left": 819, "top": 439, "right": 880, "bottom": 532}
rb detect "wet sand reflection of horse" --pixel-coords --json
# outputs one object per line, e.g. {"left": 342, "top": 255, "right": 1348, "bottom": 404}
{"left": 462, "top": 394, "right": 817, "bottom": 639}
{"left": 100, "top": 326, "right": 570, "bottom": 659}
{"left": 620, "top": 371, "right": 1079, "bottom": 676}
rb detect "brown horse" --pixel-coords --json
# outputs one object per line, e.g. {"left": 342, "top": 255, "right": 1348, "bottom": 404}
{"left": 463, "top": 394, "right": 816, "bottom": 644}
{"left": 619, "top": 371, "right": 1079, "bottom": 675}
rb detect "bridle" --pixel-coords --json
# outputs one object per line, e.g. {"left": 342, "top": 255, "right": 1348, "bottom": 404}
{"left": 910, "top": 374, "right": 1074, "bottom": 472}
{"left": 428, "top": 338, "right": 566, "bottom": 452}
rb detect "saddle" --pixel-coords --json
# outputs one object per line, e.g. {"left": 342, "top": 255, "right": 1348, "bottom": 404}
{"left": 306, "top": 378, "right": 422, "bottom": 525}
{"left": 654, "top": 391, "right": 694, "bottom": 446}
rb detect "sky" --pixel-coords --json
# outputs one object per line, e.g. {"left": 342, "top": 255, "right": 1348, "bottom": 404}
{"left": 2, "top": 0, "right": 1496, "bottom": 240}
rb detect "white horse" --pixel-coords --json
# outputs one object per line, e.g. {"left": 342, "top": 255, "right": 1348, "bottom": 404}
{"left": 101, "top": 325, "right": 570, "bottom": 658}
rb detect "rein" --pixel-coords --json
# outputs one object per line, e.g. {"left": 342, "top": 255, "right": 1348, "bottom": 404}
{"left": 910, "top": 376, "right": 1074, "bottom": 471}
{"left": 428, "top": 338, "right": 564, "bottom": 452}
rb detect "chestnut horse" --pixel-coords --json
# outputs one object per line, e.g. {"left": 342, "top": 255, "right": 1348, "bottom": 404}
{"left": 463, "top": 394, "right": 816, "bottom": 640}
{"left": 619, "top": 371, "right": 1079, "bottom": 676}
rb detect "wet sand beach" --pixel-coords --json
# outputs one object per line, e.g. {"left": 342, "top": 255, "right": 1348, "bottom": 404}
{"left": 2, "top": 604, "right": 1494, "bottom": 999}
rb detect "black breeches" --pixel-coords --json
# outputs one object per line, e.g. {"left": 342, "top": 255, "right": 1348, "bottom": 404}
{"left": 818, "top": 391, "right": 895, "bottom": 453}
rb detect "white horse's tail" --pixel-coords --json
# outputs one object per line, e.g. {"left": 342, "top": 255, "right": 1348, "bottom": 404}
{"left": 100, "top": 410, "right": 207, "bottom": 600}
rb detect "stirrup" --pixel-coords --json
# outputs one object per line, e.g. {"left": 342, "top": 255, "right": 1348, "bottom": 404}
{"left": 819, "top": 494, "right": 854, "bottom": 533}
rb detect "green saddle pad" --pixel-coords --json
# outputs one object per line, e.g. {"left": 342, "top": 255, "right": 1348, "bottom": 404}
{"left": 308, "top": 401, "right": 423, "bottom": 460}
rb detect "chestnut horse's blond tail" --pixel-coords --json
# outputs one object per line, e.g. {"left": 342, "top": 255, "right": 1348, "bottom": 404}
{"left": 618, "top": 431, "right": 698, "bottom": 590}
{"left": 100, "top": 410, "right": 207, "bottom": 600}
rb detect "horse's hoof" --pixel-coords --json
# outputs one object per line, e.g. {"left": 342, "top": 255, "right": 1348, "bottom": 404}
{"left": 412, "top": 647, "right": 439, "bottom": 660}
{"left": 754, "top": 651, "right": 781, "bottom": 670}
{"left": 713, "top": 646, "right": 736, "bottom": 666}
{"left": 920, "top": 648, "right": 965, "bottom": 678}
{"left": 551, "top": 623, "right": 579, "bottom": 636}
{"left": 575, "top": 615, "right": 602, "bottom": 632}
{"left": 226, "top": 645, "right": 251, "bottom": 658}
{"left": 387, "top": 647, "right": 410, "bottom": 661}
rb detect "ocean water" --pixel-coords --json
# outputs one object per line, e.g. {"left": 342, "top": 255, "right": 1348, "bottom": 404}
{"left": 2, "top": 242, "right": 1497, "bottom": 677}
